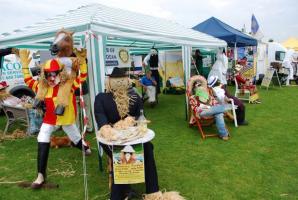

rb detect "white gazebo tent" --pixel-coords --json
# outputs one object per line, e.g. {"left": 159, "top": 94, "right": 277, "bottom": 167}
{"left": 0, "top": 3, "right": 226, "bottom": 128}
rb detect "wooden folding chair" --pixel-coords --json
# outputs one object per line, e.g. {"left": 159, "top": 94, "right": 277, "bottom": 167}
{"left": 187, "top": 75, "right": 218, "bottom": 139}
{"left": 188, "top": 104, "right": 218, "bottom": 139}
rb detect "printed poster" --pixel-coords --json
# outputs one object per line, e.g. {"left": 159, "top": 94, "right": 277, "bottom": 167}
{"left": 112, "top": 144, "right": 145, "bottom": 184}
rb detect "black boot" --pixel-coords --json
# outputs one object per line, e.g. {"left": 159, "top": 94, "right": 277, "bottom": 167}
{"left": 31, "top": 142, "right": 50, "bottom": 189}
{"left": 54, "top": 105, "right": 65, "bottom": 116}
{"left": 73, "top": 139, "right": 91, "bottom": 155}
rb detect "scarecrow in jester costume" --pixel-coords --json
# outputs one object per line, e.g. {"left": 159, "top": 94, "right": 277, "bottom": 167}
{"left": 18, "top": 29, "right": 91, "bottom": 189}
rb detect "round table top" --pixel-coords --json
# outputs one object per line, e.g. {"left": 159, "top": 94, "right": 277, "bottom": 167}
{"left": 97, "top": 129, "right": 155, "bottom": 146}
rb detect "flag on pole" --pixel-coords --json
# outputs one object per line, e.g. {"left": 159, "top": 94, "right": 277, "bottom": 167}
{"left": 251, "top": 14, "right": 264, "bottom": 39}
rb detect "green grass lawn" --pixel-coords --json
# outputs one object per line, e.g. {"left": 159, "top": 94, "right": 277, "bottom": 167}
{"left": 0, "top": 86, "right": 298, "bottom": 200}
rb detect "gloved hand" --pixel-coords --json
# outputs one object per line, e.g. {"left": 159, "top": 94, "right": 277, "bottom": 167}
{"left": 73, "top": 48, "right": 87, "bottom": 65}
{"left": 19, "top": 49, "right": 32, "bottom": 68}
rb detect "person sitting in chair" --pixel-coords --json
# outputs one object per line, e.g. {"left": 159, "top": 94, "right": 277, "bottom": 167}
{"left": 235, "top": 65, "right": 261, "bottom": 104}
{"left": 189, "top": 76, "right": 231, "bottom": 140}
{"left": 208, "top": 76, "right": 248, "bottom": 126}
{"left": 140, "top": 71, "right": 157, "bottom": 104}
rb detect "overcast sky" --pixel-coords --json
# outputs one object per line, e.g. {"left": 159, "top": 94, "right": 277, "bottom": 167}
{"left": 0, "top": 0, "right": 297, "bottom": 42}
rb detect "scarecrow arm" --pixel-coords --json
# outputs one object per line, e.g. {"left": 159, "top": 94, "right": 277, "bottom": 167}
{"left": 72, "top": 62, "right": 87, "bottom": 91}
{"left": 72, "top": 49, "right": 88, "bottom": 91}
{"left": 235, "top": 74, "right": 246, "bottom": 84}
{"left": 189, "top": 95, "right": 207, "bottom": 118}
{"left": 94, "top": 94, "right": 109, "bottom": 129}
{"left": 19, "top": 49, "right": 38, "bottom": 93}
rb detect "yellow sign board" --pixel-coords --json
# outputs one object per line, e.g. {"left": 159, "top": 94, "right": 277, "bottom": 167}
{"left": 113, "top": 144, "right": 145, "bottom": 184}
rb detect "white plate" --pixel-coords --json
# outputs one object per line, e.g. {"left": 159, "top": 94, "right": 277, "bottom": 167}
{"left": 97, "top": 129, "right": 155, "bottom": 146}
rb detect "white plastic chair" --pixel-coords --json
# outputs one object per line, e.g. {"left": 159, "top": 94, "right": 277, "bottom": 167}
{"left": 234, "top": 78, "right": 251, "bottom": 103}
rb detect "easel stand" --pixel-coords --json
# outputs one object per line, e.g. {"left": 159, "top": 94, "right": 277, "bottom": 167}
{"left": 261, "top": 68, "right": 281, "bottom": 90}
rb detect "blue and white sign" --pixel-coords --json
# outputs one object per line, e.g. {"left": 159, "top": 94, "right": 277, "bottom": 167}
{"left": 105, "top": 47, "right": 131, "bottom": 67}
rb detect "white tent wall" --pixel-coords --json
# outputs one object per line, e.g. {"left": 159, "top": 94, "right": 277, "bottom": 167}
{"left": 182, "top": 45, "right": 192, "bottom": 117}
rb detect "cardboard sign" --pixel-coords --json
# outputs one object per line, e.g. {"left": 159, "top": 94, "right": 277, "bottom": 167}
{"left": 112, "top": 144, "right": 145, "bottom": 184}
{"left": 261, "top": 68, "right": 275, "bottom": 88}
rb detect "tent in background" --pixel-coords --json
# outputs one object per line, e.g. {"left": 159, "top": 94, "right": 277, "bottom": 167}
{"left": 282, "top": 37, "right": 298, "bottom": 51}
{"left": 192, "top": 17, "right": 257, "bottom": 47}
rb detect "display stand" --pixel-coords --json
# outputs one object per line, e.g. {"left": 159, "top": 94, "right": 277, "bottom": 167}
{"left": 261, "top": 68, "right": 281, "bottom": 90}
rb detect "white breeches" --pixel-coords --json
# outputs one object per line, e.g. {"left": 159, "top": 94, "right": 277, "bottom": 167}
{"left": 146, "top": 86, "right": 156, "bottom": 102}
{"left": 37, "top": 123, "right": 81, "bottom": 144}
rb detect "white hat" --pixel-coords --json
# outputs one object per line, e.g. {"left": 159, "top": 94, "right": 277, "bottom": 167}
{"left": 207, "top": 76, "right": 218, "bottom": 87}
{"left": 121, "top": 145, "right": 135, "bottom": 153}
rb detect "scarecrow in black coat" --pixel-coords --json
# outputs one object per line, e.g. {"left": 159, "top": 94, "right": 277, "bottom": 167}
{"left": 94, "top": 67, "right": 185, "bottom": 200}
{"left": 143, "top": 48, "right": 163, "bottom": 94}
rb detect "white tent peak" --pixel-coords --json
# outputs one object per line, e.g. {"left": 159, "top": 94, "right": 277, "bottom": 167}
{"left": 0, "top": 3, "right": 226, "bottom": 48}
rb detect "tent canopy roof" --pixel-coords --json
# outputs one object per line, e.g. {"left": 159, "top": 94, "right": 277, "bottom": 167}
{"left": 192, "top": 17, "right": 257, "bottom": 47}
{"left": 282, "top": 37, "right": 298, "bottom": 51}
{"left": 0, "top": 4, "right": 226, "bottom": 49}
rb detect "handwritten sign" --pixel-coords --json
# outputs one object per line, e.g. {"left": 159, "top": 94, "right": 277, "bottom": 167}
{"left": 261, "top": 68, "right": 275, "bottom": 88}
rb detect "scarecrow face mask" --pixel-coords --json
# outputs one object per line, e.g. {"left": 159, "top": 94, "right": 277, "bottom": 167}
{"left": 108, "top": 77, "right": 129, "bottom": 91}
{"left": 194, "top": 87, "right": 209, "bottom": 103}
{"left": 50, "top": 31, "right": 73, "bottom": 57}
{"left": 45, "top": 71, "right": 61, "bottom": 87}
{"left": 150, "top": 48, "right": 158, "bottom": 55}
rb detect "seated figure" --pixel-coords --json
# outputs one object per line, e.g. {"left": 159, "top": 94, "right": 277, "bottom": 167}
{"left": 140, "top": 71, "right": 157, "bottom": 104}
{"left": 188, "top": 76, "right": 231, "bottom": 140}
{"left": 234, "top": 65, "right": 261, "bottom": 104}
{"left": 208, "top": 76, "right": 248, "bottom": 126}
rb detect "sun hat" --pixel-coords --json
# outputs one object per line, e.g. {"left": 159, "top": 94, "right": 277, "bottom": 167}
{"left": 121, "top": 145, "right": 135, "bottom": 153}
{"left": 207, "top": 76, "right": 219, "bottom": 87}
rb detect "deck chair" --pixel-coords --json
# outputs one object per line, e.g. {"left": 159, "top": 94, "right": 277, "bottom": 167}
{"left": 2, "top": 104, "right": 29, "bottom": 135}
{"left": 186, "top": 75, "right": 218, "bottom": 139}
{"left": 234, "top": 78, "right": 251, "bottom": 103}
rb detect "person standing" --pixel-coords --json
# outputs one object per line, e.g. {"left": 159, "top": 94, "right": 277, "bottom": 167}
{"left": 194, "top": 49, "right": 204, "bottom": 75}
{"left": 208, "top": 49, "right": 228, "bottom": 86}
{"left": 143, "top": 48, "right": 163, "bottom": 94}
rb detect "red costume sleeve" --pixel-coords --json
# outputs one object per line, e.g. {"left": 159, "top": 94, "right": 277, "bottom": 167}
{"left": 235, "top": 74, "right": 246, "bottom": 84}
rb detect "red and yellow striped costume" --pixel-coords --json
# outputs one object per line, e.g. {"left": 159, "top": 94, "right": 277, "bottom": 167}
{"left": 22, "top": 59, "right": 87, "bottom": 125}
